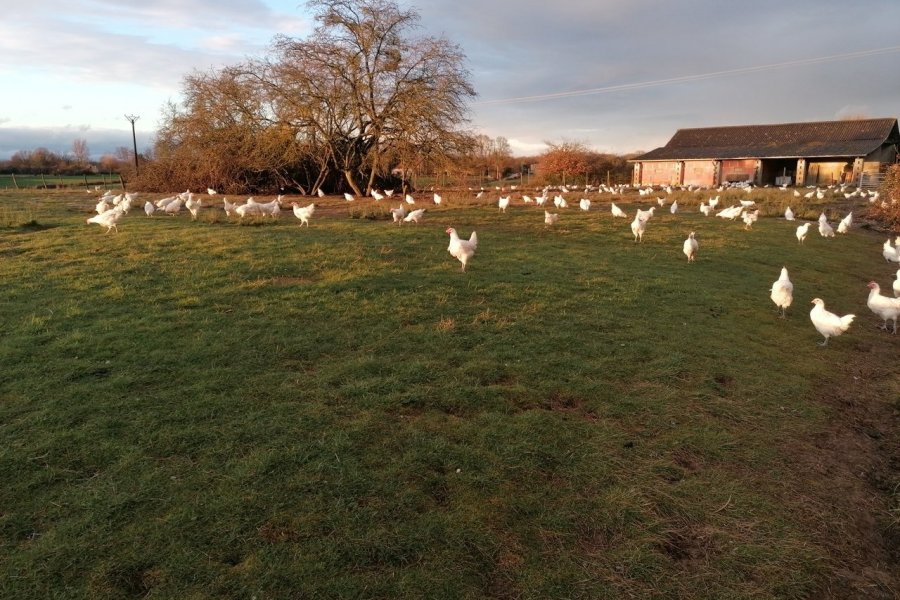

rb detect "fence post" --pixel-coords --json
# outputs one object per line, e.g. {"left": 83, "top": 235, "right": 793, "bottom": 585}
{"left": 40, "top": 173, "right": 47, "bottom": 188}
{"left": 11, "top": 173, "right": 19, "bottom": 190}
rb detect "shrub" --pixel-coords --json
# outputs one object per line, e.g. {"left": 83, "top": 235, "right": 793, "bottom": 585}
{"left": 868, "top": 164, "right": 900, "bottom": 231}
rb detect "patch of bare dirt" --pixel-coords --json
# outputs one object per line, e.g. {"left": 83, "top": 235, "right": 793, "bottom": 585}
{"left": 781, "top": 344, "right": 900, "bottom": 598}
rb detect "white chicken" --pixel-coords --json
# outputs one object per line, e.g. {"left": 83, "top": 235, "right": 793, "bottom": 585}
{"left": 630, "top": 215, "right": 647, "bottom": 242}
{"left": 699, "top": 203, "right": 711, "bottom": 217}
{"left": 384, "top": 189, "right": 395, "bottom": 197}
{"left": 866, "top": 281, "right": 900, "bottom": 333}
{"left": 344, "top": 192, "right": 355, "bottom": 202}
{"left": 403, "top": 208, "right": 426, "bottom": 225}
{"left": 669, "top": 200, "right": 678, "bottom": 214}
{"left": 818, "top": 218, "right": 835, "bottom": 238}
{"left": 716, "top": 205, "right": 743, "bottom": 220}
{"left": 883, "top": 239, "right": 900, "bottom": 263}
{"left": 291, "top": 202, "right": 315, "bottom": 227}
{"left": 143, "top": 201, "right": 155, "bottom": 217}
{"left": 163, "top": 198, "right": 183, "bottom": 216}
{"left": 207, "top": 187, "right": 217, "bottom": 195}
{"left": 390, "top": 205, "right": 407, "bottom": 225}
{"left": 371, "top": 190, "right": 385, "bottom": 201}
{"left": 405, "top": 194, "right": 416, "bottom": 205}
{"left": 544, "top": 211, "right": 559, "bottom": 226}
{"left": 796, "top": 222, "right": 811, "bottom": 243}
{"left": 316, "top": 188, "right": 325, "bottom": 198}
{"left": 610, "top": 203, "right": 627, "bottom": 218}
{"left": 433, "top": 193, "right": 442, "bottom": 205}
{"left": 836, "top": 211, "right": 852, "bottom": 234}
{"left": 682, "top": 231, "right": 698, "bottom": 262}
{"left": 809, "top": 298, "right": 854, "bottom": 345}
{"left": 223, "top": 198, "right": 238, "bottom": 217}
{"left": 708, "top": 196, "right": 719, "bottom": 209}
{"left": 895, "top": 269, "right": 900, "bottom": 298}
{"left": 185, "top": 196, "right": 202, "bottom": 220}
{"left": 770, "top": 267, "right": 793, "bottom": 318}
{"left": 742, "top": 209, "right": 759, "bottom": 230}
{"left": 446, "top": 227, "right": 477, "bottom": 272}
{"left": 784, "top": 207, "right": 794, "bottom": 221}
{"left": 86, "top": 206, "right": 124, "bottom": 233}
{"left": 234, "top": 202, "right": 262, "bottom": 218}
{"left": 95, "top": 199, "right": 111, "bottom": 214}
{"left": 155, "top": 195, "right": 177, "bottom": 209}
{"left": 579, "top": 198, "right": 591, "bottom": 211}
{"left": 498, "top": 196, "right": 510, "bottom": 213}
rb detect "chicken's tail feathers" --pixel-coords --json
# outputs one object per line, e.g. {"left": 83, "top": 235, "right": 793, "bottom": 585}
{"left": 840, "top": 314, "right": 856, "bottom": 329}
{"left": 469, "top": 231, "right": 478, "bottom": 248}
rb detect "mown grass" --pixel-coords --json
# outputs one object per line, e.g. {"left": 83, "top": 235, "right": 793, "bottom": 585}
{"left": 0, "top": 173, "right": 120, "bottom": 191}
{"left": 0, "top": 189, "right": 897, "bottom": 599}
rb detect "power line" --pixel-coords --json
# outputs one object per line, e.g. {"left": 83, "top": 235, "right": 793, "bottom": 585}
{"left": 474, "top": 45, "right": 900, "bottom": 107}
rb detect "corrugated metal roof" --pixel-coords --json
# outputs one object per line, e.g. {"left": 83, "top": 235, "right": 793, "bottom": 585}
{"left": 632, "top": 118, "right": 899, "bottom": 161}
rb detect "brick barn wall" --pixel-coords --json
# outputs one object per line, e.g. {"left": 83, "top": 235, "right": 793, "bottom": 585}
{"left": 640, "top": 162, "right": 680, "bottom": 185}
{"left": 682, "top": 160, "right": 716, "bottom": 187}
{"left": 721, "top": 160, "right": 756, "bottom": 183}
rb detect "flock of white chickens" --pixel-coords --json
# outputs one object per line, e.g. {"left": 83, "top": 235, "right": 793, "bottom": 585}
{"left": 85, "top": 181, "right": 900, "bottom": 345}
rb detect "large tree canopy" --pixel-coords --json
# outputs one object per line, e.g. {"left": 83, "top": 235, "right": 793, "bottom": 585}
{"left": 139, "top": 0, "right": 475, "bottom": 194}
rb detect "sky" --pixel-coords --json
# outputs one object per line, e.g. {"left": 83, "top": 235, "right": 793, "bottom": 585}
{"left": 1, "top": 0, "right": 899, "bottom": 160}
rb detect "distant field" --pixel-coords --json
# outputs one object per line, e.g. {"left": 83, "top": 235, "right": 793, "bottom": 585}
{"left": 0, "top": 173, "right": 122, "bottom": 190}
{"left": 0, "top": 188, "right": 897, "bottom": 599}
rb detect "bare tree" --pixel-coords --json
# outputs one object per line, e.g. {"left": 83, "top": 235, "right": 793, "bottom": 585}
{"left": 72, "top": 138, "right": 90, "bottom": 166}
{"left": 266, "top": 0, "right": 475, "bottom": 194}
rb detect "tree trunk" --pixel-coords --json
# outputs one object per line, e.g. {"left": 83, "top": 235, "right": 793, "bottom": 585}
{"left": 343, "top": 170, "right": 362, "bottom": 196}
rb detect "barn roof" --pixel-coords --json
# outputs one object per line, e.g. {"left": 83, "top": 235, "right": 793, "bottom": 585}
{"left": 632, "top": 118, "right": 899, "bottom": 161}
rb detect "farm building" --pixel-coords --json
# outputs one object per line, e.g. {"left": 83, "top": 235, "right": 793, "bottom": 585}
{"left": 630, "top": 118, "right": 899, "bottom": 187}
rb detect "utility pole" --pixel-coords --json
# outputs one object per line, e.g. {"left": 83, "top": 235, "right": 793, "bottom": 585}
{"left": 124, "top": 114, "right": 140, "bottom": 175}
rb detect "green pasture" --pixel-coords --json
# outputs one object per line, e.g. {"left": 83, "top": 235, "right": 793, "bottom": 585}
{"left": 0, "top": 173, "right": 121, "bottom": 190}
{"left": 1, "top": 188, "right": 897, "bottom": 598}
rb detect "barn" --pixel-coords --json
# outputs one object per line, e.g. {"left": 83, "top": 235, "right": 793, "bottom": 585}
{"left": 630, "top": 118, "right": 899, "bottom": 188}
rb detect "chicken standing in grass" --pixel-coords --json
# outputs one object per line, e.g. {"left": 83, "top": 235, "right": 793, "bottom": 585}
{"left": 837, "top": 211, "right": 852, "bottom": 234}
{"left": 784, "top": 206, "right": 795, "bottom": 221}
{"left": 390, "top": 205, "right": 407, "bottom": 225}
{"left": 682, "top": 232, "right": 698, "bottom": 262}
{"left": 796, "top": 222, "right": 811, "bottom": 243}
{"left": 498, "top": 196, "right": 510, "bottom": 213}
{"left": 544, "top": 211, "right": 559, "bottom": 226}
{"left": 882, "top": 239, "right": 900, "bottom": 263}
{"left": 611, "top": 203, "right": 627, "bottom": 218}
{"left": 143, "top": 201, "right": 155, "bottom": 217}
{"left": 631, "top": 214, "right": 647, "bottom": 242}
{"left": 291, "top": 202, "right": 315, "bottom": 227}
{"left": 402, "top": 208, "right": 426, "bottom": 225}
{"left": 446, "top": 227, "right": 477, "bottom": 272}
{"left": 809, "top": 298, "right": 854, "bottom": 346}
{"left": 866, "top": 281, "right": 900, "bottom": 333}
{"left": 770, "top": 267, "right": 793, "bottom": 318}
{"left": 87, "top": 206, "right": 124, "bottom": 233}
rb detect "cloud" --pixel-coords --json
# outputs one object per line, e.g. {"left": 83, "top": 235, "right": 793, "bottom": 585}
{"left": 0, "top": 126, "right": 154, "bottom": 160}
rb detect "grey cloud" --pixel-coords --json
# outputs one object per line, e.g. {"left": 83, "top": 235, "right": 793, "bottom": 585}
{"left": 0, "top": 126, "right": 154, "bottom": 160}
{"left": 418, "top": 0, "right": 900, "bottom": 153}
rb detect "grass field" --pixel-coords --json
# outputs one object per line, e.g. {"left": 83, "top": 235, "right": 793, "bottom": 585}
{"left": 0, "top": 173, "right": 122, "bottom": 190}
{"left": 1, "top": 188, "right": 898, "bottom": 598}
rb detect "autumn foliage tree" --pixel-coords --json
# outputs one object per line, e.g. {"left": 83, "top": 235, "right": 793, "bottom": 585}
{"left": 137, "top": 0, "right": 475, "bottom": 194}
{"left": 537, "top": 141, "right": 591, "bottom": 186}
